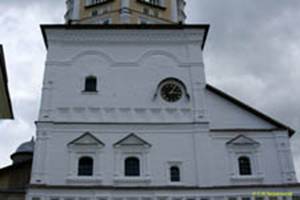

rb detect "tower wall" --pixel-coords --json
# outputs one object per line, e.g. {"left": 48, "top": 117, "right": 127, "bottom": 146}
{"left": 38, "top": 27, "right": 207, "bottom": 124}
{"left": 65, "top": 0, "right": 186, "bottom": 24}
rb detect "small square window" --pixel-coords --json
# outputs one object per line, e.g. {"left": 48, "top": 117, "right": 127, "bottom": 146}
{"left": 153, "top": 10, "right": 159, "bottom": 17}
{"left": 269, "top": 198, "right": 277, "bottom": 200}
{"left": 255, "top": 197, "right": 264, "bottom": 200}
{"left": 143, "top": 8, "right": 149, "bottom": 15}
{"left": 91, "top": 10, "right": 98, "bottom": 16}
{"left": 140, "top": 20, "right": 148, "bottom": 24}
{"left": 228, "top": 197, "right": 237, "bottom": 200}
{"left": 214, "top": 197, "right": 224, "bottom": 200}
{"left": 97, "top": 198, "right": 108, "bottom": 200}
{"left": 201, "top": 198, "right": 210, "bottom": 200}
{"left": 103, "top": 19, "right": 110, "bottom": 24}
{"left": 157, "top": 197, "right": 168, "bottom": 200}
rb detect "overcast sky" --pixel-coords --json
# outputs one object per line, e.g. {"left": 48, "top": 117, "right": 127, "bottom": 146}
{"left": 0, "top": 0, "right": 300, "bottom": 179}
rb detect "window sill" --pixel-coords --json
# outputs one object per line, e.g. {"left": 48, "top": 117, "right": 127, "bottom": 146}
{"left": 82, "top": 91, "right": 98, "bottom": 95}
{"left": 168, "top": 181, "right": 184, "bottom": 186}
{"left": 113, "top": 176, "right": 151, "bottom": 184}
{"left": 136, "top": 0, "right": 166, "bottom": 10}
{"left": 230, "top": 175, "right": 264, "bottom": 181}
{"left": 66, "top": 176, "right": 103, "bottom": 184}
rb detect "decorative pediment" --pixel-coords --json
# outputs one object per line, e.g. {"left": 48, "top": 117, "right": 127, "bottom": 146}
{"left": 226, "top": 135, "right": 259, "bottom": 147}
{"left": 68, "top": 132, "right": 105, "bottom": 147}
{"left": 114, "top": 133, "right": 151, "bottom": 148}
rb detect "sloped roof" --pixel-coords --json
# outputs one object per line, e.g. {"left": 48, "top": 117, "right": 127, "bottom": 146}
{"left": 206, "top": 84, "right": 295, "bottom": 137}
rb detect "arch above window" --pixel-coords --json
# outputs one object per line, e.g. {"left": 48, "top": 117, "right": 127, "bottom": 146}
{"left": 78, "top": 156, "right": 94, "bottom": 176}
{"left": 84, "top": 76, "right": 97, "bottom": 92}
{"left": 238, "top": 156, "right": 252, "bottom": 176}
{"left": 170, "top": 166, "right": 180, "bottom": 182}
{"left": 125, "top": 157, "right": 140, "bottom": 177}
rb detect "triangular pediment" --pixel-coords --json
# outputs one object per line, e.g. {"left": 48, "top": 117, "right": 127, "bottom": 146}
{"left": 226, "top": 135, "right": 259, "bottom": 146}
{"left": 68, "top": 132, "right": 105, "bottom": 147}
{"left": 114, "top": 133, "right": 151, "bottom": 148}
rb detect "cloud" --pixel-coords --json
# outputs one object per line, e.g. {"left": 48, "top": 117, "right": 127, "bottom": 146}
{"left": 1, "top": 0, "right": 300, "bottom": 180}
{"left": 0, "top": 0, "right": 64, "bottom": 167}
{"left": 186, "top": 0, "right": 300, "bottom": 178}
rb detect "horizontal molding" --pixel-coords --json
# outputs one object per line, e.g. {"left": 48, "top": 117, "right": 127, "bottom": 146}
{"left": 210, "top": 128, "right": 282, "bottom": 133}
{"left": 28, "top": 183, "right": 300, "bottom": 190}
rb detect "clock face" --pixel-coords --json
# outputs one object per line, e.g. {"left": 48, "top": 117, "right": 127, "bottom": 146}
{"left": 160, "top": 80, "right": 183, "bottom": 103}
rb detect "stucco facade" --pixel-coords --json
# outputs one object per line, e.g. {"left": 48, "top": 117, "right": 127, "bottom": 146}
{"left": 25, "top": 25, "right": 300, "bottom": 200}
{"left": 21, "top": 1, "right": 300, "bottom": 200}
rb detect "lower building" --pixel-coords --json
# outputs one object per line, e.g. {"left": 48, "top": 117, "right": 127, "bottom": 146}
{"left": 0, "top": 139, "right": 34, "bottom": 200}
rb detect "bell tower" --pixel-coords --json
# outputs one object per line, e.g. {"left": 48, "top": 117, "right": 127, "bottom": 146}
{"left": 65, "top": 0, "right": 186, "bottom": 24}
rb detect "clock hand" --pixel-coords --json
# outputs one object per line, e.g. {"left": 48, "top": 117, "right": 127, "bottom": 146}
{"left": 170, "top": 85, "right": 177, "bottom": 94}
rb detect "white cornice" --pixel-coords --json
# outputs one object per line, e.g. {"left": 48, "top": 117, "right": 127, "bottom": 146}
{"left": 45, "top": 29, "right": 206, "bottom": 46}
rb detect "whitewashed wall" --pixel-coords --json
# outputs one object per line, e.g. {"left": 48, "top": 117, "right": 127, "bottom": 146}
{"left": 29, "top": 27, "right": 297, "bottom": 200}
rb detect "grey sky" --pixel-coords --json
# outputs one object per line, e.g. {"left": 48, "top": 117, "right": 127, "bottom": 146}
{"left": 0, "top": 0, "right": 300, "bottom": 178}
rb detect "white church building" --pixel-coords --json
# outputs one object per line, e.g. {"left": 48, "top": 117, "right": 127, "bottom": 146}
{"left": 25, "top": 0, "right": 300, "bottom": 199}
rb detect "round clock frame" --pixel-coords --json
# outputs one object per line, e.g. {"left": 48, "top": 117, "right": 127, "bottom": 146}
{"left": 160, "top": 80, "right": 184, "bottom": 103}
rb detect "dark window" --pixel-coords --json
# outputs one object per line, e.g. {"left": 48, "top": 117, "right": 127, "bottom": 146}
{"left": 103, "top": 19, "right": 110, "bottom": 24}
{"left": 143, "top": 7, "right": 149, "bottom": 15}
{"left": 170, "top": 166, "right": 180, "bottom": 182}
{"left": 91, "top": 10, "right": 98, "bottom": 17}
{"left": 78, "top": 156, "right": 93, "bottom": 176}
{"left": 84, "top": 76, "right": 97, "bottom": 92}
{"left": 255, "top": 198, "right": 264, "bottom": 200}
{"left": 239, "top": 156, "right": 252, "bottom": 175}
{"left": 125, "top": 157, "right": 140, "bottom": 176}
{"left": 153, "top": 10, "right": 159, "bottom": 17}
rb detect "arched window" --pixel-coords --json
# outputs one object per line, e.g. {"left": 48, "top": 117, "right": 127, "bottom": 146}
{"left": 170, "top": 166, "right": 180, "bottom": 182}
{"left": 84, "top": 76, "right": 97, "bottom": 92}
{"left": 78, "top": 156, "right": 94, "bottom": 176}
{"left": 238, "top": 156, "right": 252, "bottom": 175}
{"left": 125, "top": 157, "right": 140, "bottom": 176}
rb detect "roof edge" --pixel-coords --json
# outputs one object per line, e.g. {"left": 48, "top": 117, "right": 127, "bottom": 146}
{"left": 0, "top": 45, "right": 14, "bottom": 119}
{"left": 206, "top": 84, "right": 295, "bottom": 137}
{"left": 40, "top": 24, "right": 210, "bottom": 50}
